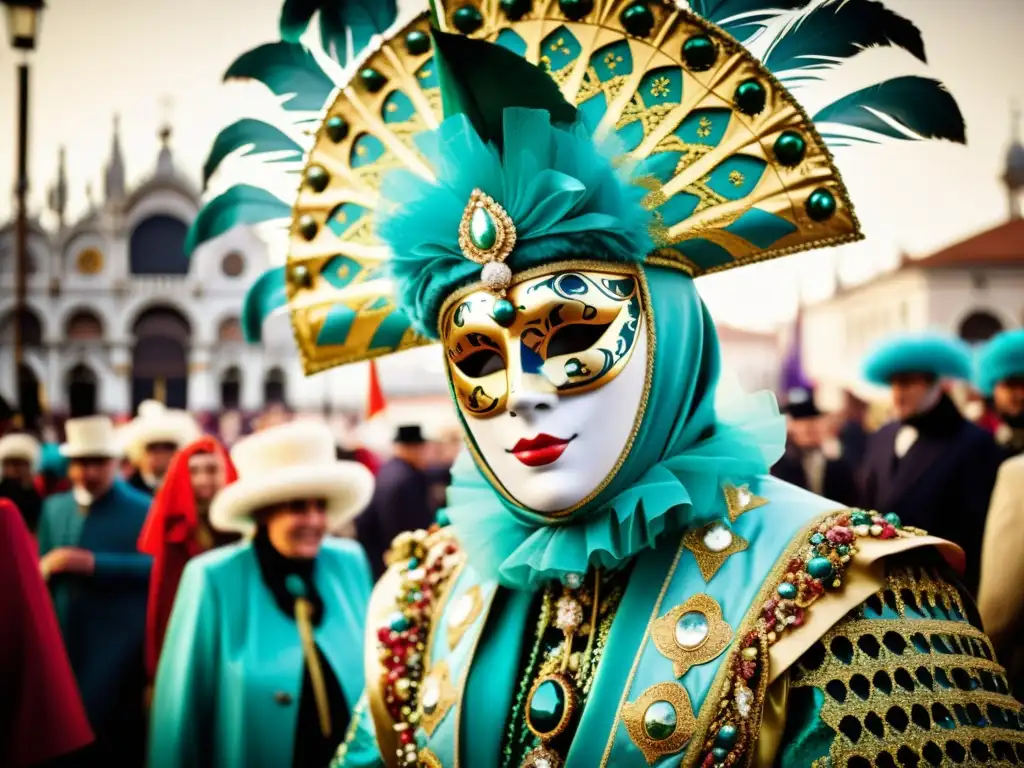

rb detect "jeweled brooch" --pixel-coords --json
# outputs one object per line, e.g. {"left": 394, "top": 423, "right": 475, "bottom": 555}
{"left": 458, "top": 188, "right": 517, "bottom": 292}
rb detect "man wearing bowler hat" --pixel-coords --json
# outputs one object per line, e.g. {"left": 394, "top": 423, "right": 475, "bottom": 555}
{"left": 37, "top": 415, "right": 153, "bottom": 765}
{"left": 355, "top": 424, "right": 432, "bottom": 578}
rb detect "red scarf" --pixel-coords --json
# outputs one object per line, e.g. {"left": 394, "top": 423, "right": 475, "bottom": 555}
{"left": 137, "top": 437, "right": 238, "bottom": 679}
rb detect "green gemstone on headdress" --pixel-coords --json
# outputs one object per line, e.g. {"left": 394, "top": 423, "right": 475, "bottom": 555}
{"left": 643, "top": 700, "right": 677, "bottom": 741}
{"left": 405, "top": 30, "right": 431, "bottom": 55}
{"left": 453, "top": 5, "right": 484, "bottom": 33}
{"left": 297, "top": 215, "right": 318, "bottom": 241}
{"left": 806, "top": 188, "right": 837, "bottom": 222}
{"left": 501, "top": 0, "right": 532, "bottom": 20}
{"left": 325, "top": 116, "right": 349, "bottom": 143}
{"left": 492, "top": 299, "right": 516, "bottom": 327}
{"left": 735, "top": 79, "right": 767, "bottom": 115}
{"left": 359, "top": 67, "right": 387, "bottom": 93}
{"left": 305, "top": 165, "right": 329, "bottom": 193}
{"left": 682, "top": 35, "right": 717, "bottom": 72}
{"left": 470, "top": 206, "right": 498, "bottom": 250}
{"left": 621, "top": 2, "right": 654, "bottom": 37}
{"left": 559, "top": 0, "right": 594, "bottom": 21}
{"left": 773, "top": 131, "right": 806, "bottom": 167}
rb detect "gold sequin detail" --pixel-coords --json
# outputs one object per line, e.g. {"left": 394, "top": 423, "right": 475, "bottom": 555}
{"left": 790, "top": 563, "right": 1024, "bottom": 766}
{"left": 724, "top": 483, "right": 767, "bottom": 523}
{"left": 418, "top": 660, "right": 457, "bottom": 737}
{"left": 682, "top": 521, "right": 749, "bottom": 582}
{"left": 622, "top": 681, "right": 697, "bottom": 764}
{"left": 447, "top": 584, "right": 483, "bottom": 650}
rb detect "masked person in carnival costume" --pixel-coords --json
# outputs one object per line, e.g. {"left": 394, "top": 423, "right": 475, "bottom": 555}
{"left": 188, "top": 0, "right": 1024, "bottom": 764}
{"left": 121, "top": 400, "right": 202, "bottom": 496}
{"left": 975, "top": 328, "right": 1024, "bottom": 460}
{"left": 860, "top": 333, "right": 1001, "bottom": 596}
{"left": 148, "top": 421, "right": 376, "bottom": 767}
{"left": 138, "top": 435, "right": 240, "bottom": 683}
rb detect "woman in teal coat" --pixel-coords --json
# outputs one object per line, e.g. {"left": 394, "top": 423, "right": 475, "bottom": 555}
{"left": 189, "top": 0, "right": 1024, "bottom": 765}
{"left": 148, "top": 421, "right": 375, "bottom": 768}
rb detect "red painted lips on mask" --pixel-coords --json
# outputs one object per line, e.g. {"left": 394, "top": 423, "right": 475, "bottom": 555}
{"left": 508, "top": 433, "right": 576, "bottom": 467}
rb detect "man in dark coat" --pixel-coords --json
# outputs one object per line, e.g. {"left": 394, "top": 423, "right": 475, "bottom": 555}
{"left": 355, "top": 425, "right": 432, "bottom": 578}
{"left": 860, "top": 333, "right": 1000, "bottom": 596}
{"left": 38, "top": 416, "right": 152, "bottom": 766}
{"left": 772, "top": 387, "right": 860, "bottom": 507}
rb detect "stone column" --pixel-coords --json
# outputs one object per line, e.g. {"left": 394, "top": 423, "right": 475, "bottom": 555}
{"left": 188, "top": 346, "right": 216, "bottom": 412}
{"left": 108, "top": 344, "right": 132, "bottom": 416}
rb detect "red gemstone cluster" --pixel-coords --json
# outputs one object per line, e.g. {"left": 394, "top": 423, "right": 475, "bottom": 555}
{"left": 377, "top": 528, "right": 462, "bottom": 766}
{"left": 696, "top": 509, "right": 921, "bottom": 768}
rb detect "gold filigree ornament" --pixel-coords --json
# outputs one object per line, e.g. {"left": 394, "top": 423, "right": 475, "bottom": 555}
{"left": 622, "top": 681, "right": 697, "bottom": 765}
{"left": 682, "top": 521, "right": 749, "bottom": 582}
{"left": 446, "top": 584, "right": 482, "bottom": 650}
{"left": 418, "top": 660, "right": 457, "bottom": 737}
{"left": 651, "top": 593, "right": 733, "bottom": 678}
{"left": 457, "top": 189, "right": 517, "bottom": 293}
{"left": 723, "top": 483, "right": 768, "bottom": 523}
{"left": 417, "top": 747, "right": 443, "bottom": 767}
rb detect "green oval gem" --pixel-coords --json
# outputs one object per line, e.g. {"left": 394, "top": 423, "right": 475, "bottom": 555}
{"left": 712, "top": 747, "right": 729, "bottom": 761}
{"left": 807, "top": 556, "right": 834, "bottom": 581}
{"left": 559, "top": 0, "right": 594, "bottom": 21}
{"left": 325, "top": 116, "right": 349, "bottom": 143}
{"left": 453, "top": 5, "right": 485, "bottom": 33}
{"left": 297, "top": 215, "right": 318, "bottom": 241}
{"left": 621, "top": 2, "right": 654, "bottom": 37}
{"left": 527, "top": 679, "right": 566, "bottom": 736}
{"left": 715, "top": 724, "right": 738, "bottom": 749}
{"left": 388, "top": 611, "right": 409, "bottom": 631}
{"left": 884, "top": 512, "right": 902, "bottom": 529}
{"left": 777, "top": 581, "right": 797, "bottom": 600}
{"left": 851, "top": 511, "right": 872, "bottom": 527}
{"left": 643, "top": 700, "right": 677, "bottom": 741}
{"left": 675, "top": 611, "right": 710, "bottom": 649}
{"left": 501, "top": 0, "right": 532, "bottom": 20}
{"left": 682, "top": 34, "right": 717, "bottom": 72}
{"left": 405, "top": 29, "right": 431, "bottom": 55}
{"left": 290, "top": 264, "right": 313, "bottom": 288}
{"left": 305, "top": 165, "right": 329, "bottom": 193}
{"left": 806, "top": 188, "right": 837, "bottom": 222}
{"left": 359, "top": 67, "right": 387, "bottom": 93}
{"left": 492, "top": 299, "right": 517, "bottom": 327}
{"left": 774, "top": 130, "right": 806, "bottom": 167}
{"left": 735, "top": 79, "right": 767, "bottom": 115}
{"left": 470, "top": 206, "right": 498, "bottom": 250}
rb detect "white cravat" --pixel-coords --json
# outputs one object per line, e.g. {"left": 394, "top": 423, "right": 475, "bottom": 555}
{"left": 894, "top": 426, "right": 919, "bottom": 459}
{"left": 72, "top": 486, "right": 94, "bottom": 508}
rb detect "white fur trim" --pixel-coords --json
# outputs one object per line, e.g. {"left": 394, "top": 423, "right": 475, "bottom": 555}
{"left": 209, "top": 420, "right": 374, "bottom": 534}
{"left": 60, "top": 416, "right": 122, "bottom": 459}
{"left": 0, "top": 433, "right": 41, "bottom": 470}
{"left": 121, "top": 401, "right": 201, "bottom": 463}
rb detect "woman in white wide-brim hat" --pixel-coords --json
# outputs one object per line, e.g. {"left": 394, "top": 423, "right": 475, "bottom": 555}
{"left": 149, "top": 420, "right": 375, "bottom": 768}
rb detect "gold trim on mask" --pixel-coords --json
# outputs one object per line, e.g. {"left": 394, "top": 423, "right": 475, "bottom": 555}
{"left": 440, "top": 259, "right": 656, "bottom": 519}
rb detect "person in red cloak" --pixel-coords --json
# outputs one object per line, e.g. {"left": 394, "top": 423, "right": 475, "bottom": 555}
{"left": 0, "top": 498, "right": 94, "bottom": 765}
{"left": 138, "top": 436, "right": 240, "bottom": 681}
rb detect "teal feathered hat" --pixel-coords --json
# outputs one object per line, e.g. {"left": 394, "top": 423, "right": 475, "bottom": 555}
{"left": 188, "top": 0, "right": 965, "bottom": 374}
{"left": 862, "top": 332, "right": 973, "bottom": 386}
{"left": 976, "top": 329, "right": 1024, "bottom": 396}
{"left": 38, "top": 441, "right": 69, "bottom": 478}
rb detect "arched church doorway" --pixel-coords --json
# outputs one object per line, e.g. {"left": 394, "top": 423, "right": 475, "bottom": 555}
{"left": 959, "top": 310, "right": 1003, "bottom": 344}
{"left": 16, "top": 363, "right": 40, "bottom": 430}
{"left": 67, "top": 364, "right": 98, "bottom": 417}
{"left": 132, "top": 306, "right": 190, "bottom": 411}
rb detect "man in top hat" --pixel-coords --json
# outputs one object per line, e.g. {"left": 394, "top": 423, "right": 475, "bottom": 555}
{"left": 0, "top": 431, "right": 43, "bottom": 532}
{"left": 37, "top": 415, "right": 153, "bottom": 765}
{"left": 976, "top": 328, "right": 1024, "bottom": 460}
{"left": 355, "top": 424, "right": 432, "bottom": 578}
{"left": 772, "top": 386, "right": 860, "bottom": 507}
{"left": 860, "top": 333, "right": 1000, "bottom": 594}
{"left": 122, "top": 401, "right": 201, "bottom": 496}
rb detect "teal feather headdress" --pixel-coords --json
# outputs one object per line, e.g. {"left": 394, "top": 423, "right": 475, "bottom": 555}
{"left": 188, "top": 0, "right": 965, "bottom": 374}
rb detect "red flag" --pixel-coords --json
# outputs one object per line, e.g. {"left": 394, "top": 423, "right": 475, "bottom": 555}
{"left": 367, "top": 359, "right": 386, "bottom": 420}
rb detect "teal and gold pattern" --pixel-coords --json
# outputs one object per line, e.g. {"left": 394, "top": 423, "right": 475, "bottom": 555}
{"left": 650, "top": 593, "right": 732, "bottom": 678}
{"left": 191, "top": 0, "right": 965, "bottom": 375}
{"left": 622, "top": 681, "right": 697, "bottom": 764}
{"left": 779, "top": 555, "right": 1024, "bottom": 766}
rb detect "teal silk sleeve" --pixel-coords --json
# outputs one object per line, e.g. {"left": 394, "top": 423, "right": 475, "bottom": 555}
{"left": 775, "top": 551, "right": 1024, "bottom": 766}
{"left": 93, "top": 551, "right": 153, "bottom": 582}
{"left": 332, "top": 696, "right": 385, "bottom": 768}
{"left": 148, "top": 560, "right": 219, "bottom": 768}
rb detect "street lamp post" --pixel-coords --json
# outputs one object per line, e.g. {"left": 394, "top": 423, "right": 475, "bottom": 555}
{"left": 2, "top": 0, "right": 44, "bottom": 427}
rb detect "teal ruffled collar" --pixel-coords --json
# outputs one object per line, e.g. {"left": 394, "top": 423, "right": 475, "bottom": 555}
{"left": 445, "top": 391, "right": 786, "bottom": 590}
